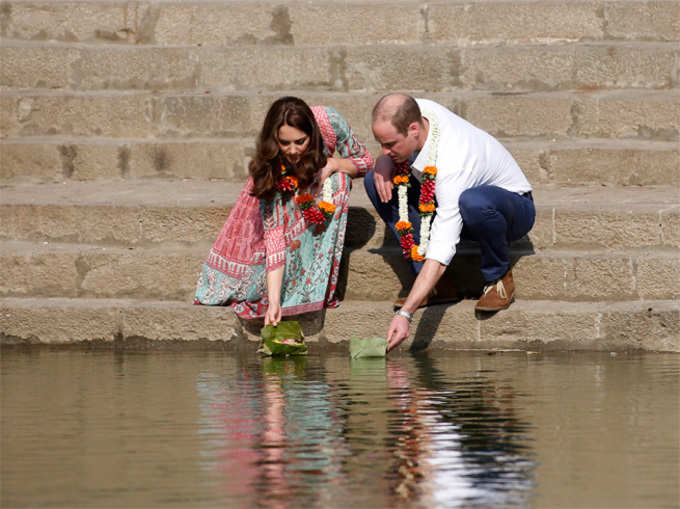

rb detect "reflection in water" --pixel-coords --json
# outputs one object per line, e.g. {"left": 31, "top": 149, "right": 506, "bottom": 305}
{"left": 195, "top": 353, "right": 534, "bottom": 508}
{"left": 2, "top": 349, "right": 677, "bottom": 508}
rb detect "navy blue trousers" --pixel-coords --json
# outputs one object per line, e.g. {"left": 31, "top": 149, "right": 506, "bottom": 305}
{"left": 364, "top": 170, "right": 535, "bottom": 282}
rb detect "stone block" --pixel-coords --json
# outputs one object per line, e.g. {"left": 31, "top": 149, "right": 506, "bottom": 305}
{"left": 505, "top": 143, "right": 547, "bottom": 184}
{"left": 568, "top": 256, "right": 636, "bottom": 300}
{"left": 157, "top": 94, "right": 254, "bottom": 137}
{"left": 573, "top": 92, "right": 680, "bottom": 140}
{"left": 599, "top": 304, "right": 680, "bottom": 351}
{"left": 555, "top": 211, "right": 662, "bottom": 249}
{"left": 129, "top": 141, "right": 251, "bottom": 180}
{"left": 636, "top": 253, "right": 680, "bottom": 300}
{"left": 0, "top": 93, "right": 154, "bottom": 137}
{"left": 0, "top": 298, "right": 120, "bottom": 344}
{"left": 0, "top": 250, "right": 79, "bottom": 297}
{"left": 2, "top": 2, "right": 131, "bottom": 43}
{"left": 73, "top": 47, "right": 200, "bottom": 90}
{"left": 200, "top": 47, "right": 332, "bottom": 91}
{"left": 344, "top": 46, "right": 456, "bottom": 92}
{"left": 428, "top": 2, "right": 603, "bottom": 43}
{"left": 0, "top": 142, "right": 62, "bottom": 180}
{"left": 526, "top": 209, "right": 554, "bottom": 250}
{"left": 463, "top": 94, "right": 573, "bottom": 138}
{"left": 546, "top": 144, "right": 680, "bottom": 186}
{"left": 604, "top": 1, "right": 680, "bottom": 41}
{"left": 291, "top": 4, "right": 423, "bottom": 45}
{"left": 78, "top": 250, "right": 201, "bottom": 301}
{"left": 479, "top": 306, "right": 596, "bottom": 350}
{"left": 661, "top": 209, "right": 680, "bottom": 248}
{"left": 56, "top": 142, "right": 125, "bottom": 180}
{"left": 512, "top": 256, "right": 571, "bottom": 300}
{"left": 153, "top": 3, "right": 288, "bottom": 46}
{"left": 0, "top": 46, "right": 78, "bottom": 89}
{"left": 574, "top": 44, "right": 675, "bottom": 89}
{"left": 460, "top": 45, "right": 575, "bottom": 91}
{"left": 121, "top": 303, "right": 239, "bottom": 342}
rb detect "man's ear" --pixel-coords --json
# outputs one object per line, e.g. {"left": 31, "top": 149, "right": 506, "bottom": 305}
{"left": 407, "top": 121, "right": 420, "bottom": 137}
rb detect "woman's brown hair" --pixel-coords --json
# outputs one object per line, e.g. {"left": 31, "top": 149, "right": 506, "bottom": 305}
{"left": 249, "top": 97, "right": 327, "bottom": 201}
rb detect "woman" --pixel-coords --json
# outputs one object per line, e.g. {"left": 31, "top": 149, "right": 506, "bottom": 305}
{"left": 194, "top": 97, "right": 374, "bottom": 325}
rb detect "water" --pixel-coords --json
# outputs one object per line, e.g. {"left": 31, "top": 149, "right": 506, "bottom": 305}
{"left": 1, "top": 348, "right": 678, "bottom": 508}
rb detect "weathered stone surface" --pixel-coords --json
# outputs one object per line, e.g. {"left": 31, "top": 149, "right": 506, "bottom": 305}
{"left": 573, "top": 44, "right": 676, "bottom": 89}
{"left": 343, "top": 46, "right": 456, "bottom": 92}
{"left": 460, "top": 45, "right": 575, "bottom": 91}
{"left": 156, "top": 94, "right": 254, "bottom": 137}
{"left": 200, "top": 47, "right": 332, "bottom": 91}
{"left": 0, "top": 93, "right": 154, "bottom": 137}
{"left": 73, "top": 47, "right": 201, "bottom": 91}
{"left": 121, "top": 302, "right": 239, "bottom": 342}
{"left": 599, "top": 304, "right": 680, "bottom": 352}
{"left": 661, "top": 209, "right": 680, "bottom": 248}
{"left": 0, "top": 298, "right": 121, "bottom": 344}
{"left": 463, "top": 94, "right": 574, "bottom": 138}
{"left": 0, "top": 142, "right": 62, "bottom": 180}
{"left": 152, "top": 3, "right": 283, "bottom": 46}
{"left": 78, "top": 250, "right": 200, "bottom": 300}
{"left": 554, "top": 211, "right": 662, "bottom": 249}
{"left": 0, "top": 248, "right": 80, "bottom": 297}
{"left": 604, "top": 1, "right": 680, "bottom": 42}
{"left": 545, "top": 143, "right": 680, "bottom": 186}
{"left": 636, "top": 252, "right": 680, "bottom": 300}
{"left": 573, "top": 91, "right": 680, "bottom": 140}
{"left": 2, "top": 2, "right": 131, "bottom": 43}
{"left": 4, "top": 297, "right": 676, "bottom": 351}
{"left": 129, "top": 141, "right": 251, "bottom": 180}
{"left": 290, "top": 4, "right": 423, "bottom": 45}
{"left": 0, "top": 45, "right": 78, "bottom": 89}
{"left": 428, "top": 2, "right": 603, "bottom": 43}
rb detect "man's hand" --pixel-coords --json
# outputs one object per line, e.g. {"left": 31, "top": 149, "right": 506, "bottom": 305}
{"left": 386, "top": 314, "right": 410, "bottom": 352}
{"left": 373, "top": 154, "right": 396, "bottom": 203}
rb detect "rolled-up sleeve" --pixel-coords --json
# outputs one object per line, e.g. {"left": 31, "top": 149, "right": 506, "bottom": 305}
{"left": 325, "top": 107, "right": 374, "bottom": 176}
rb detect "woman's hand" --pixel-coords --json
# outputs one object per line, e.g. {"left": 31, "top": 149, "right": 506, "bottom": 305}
{"left": 264, "top": 302, "right": 282, "bottom": 326}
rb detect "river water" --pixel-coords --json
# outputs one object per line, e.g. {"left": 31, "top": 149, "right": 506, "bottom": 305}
{"left": 1, "top": 347, "right": 678, "bottom": 508}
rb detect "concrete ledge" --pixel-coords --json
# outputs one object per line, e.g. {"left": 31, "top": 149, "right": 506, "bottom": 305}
{"left": 1, "top": 297, "right": 677, "bottom": 352}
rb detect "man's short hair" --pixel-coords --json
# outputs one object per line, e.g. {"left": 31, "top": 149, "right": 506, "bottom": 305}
{"left": 372, "top": 94, "right": 422, "bottom": 136}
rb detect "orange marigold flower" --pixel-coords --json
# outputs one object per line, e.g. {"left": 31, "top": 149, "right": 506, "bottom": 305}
{"left": 419, "top": 203, "right": 436, "bottom": 213}
{"left": 295, "top": 193, "right": 313, "bottom": 205}
{"left": 288, "top": 175, "right": 298, "bottom": 186}
{"left": 410, "top": 245, "right": 425, "bottom": 262}
{"left": 395, "top": 221, "right": 412, "bottom": 232}
{"left": 393, "top": 175, "right": 409, "bottom": 185}
{"left": 423, "top": 166, "right": 437, "bottom": 175}
{"left": 319, "top": 201, "right": 336, "bottom": 213}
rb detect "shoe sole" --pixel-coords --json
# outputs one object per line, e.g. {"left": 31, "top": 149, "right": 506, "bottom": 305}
{"left": 475, "top": 296, "right": 515, "bottom": 312}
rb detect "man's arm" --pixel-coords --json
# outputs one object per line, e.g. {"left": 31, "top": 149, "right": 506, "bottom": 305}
{"left": 386, "top": 258, "right": 448, "bottom": 352}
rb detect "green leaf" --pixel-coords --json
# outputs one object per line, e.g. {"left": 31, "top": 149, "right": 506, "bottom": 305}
{"left": 260, "top": 321, "right": 308, "bottom": 356}
{"left": 349, "top": 335, "right": 387, "bottom": 359}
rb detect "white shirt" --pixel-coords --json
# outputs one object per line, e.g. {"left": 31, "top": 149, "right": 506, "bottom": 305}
{"left": 411, "top": 98, "right": 532, "bottom": 266}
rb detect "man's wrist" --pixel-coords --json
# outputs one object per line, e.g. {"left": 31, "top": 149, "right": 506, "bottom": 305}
{"left": 394, "top": 309, "right": 413, "bottom": 323}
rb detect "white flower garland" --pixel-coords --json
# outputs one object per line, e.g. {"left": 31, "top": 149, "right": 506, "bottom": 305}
{"left": 396, "top": 111, "right": 440, "bottom": 259}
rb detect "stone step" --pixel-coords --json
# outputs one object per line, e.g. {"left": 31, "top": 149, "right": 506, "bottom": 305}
{"left": 3, "top": 41, "right": 677, "bottom": 92}
{"left": 1, "top": 297, "right": 677, "bottom": 352}
{"left": 2, "top": 90, "right": 677, "bottom": 143}
{"left": 2, "top": 1, "right": 677, "bottom": 46}
{"left": 1, "top": 180, "right": 677, "bottom": 251}
{"left": 2, "top": 137, "right": 678, "bottom": 187}
{"left": 2, "top": 240, "right": 678, "bottom": 303}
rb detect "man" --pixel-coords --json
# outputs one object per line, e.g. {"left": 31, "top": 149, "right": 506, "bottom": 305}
{"left": 364, "top": 94, "right": 535, "bottom": 352}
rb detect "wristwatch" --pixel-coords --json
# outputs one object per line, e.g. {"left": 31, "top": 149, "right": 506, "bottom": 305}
{"left": 395, "top": 309, "right": 413, "bottom": 323}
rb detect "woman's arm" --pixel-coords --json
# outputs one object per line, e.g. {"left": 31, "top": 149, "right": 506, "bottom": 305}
{"left": 319, "top": 107, "right": 374, "bottom": 180}
{"left": 265, "top": 266, "right": 284, "bottom": 325}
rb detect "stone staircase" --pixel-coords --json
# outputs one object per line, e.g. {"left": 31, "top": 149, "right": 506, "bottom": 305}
{"left": 1, "top": 0, "right": 678, "bottom": 351}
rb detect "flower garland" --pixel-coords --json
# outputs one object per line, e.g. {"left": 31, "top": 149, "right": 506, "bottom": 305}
{"left": 393, "top": 112, "right": 439, "bottom": 261}
{"left": 276, "top": 163, "right": 336, "bottom": 225}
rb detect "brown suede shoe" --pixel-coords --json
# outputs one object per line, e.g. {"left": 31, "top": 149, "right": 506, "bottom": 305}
{"left": 394, "top": 281, "right": 458, "bottom": 309}
{"left": 475, "top": 270, "right": 515, "bottom": 312}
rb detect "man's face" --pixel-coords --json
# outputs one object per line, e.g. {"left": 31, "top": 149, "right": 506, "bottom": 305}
{"left": 372, "top": 120, "right": 418, "bottom": 164}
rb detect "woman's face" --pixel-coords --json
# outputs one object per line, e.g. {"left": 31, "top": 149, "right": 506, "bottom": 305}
{"left": 277, "top": 124, "right": 310, "bottom": 164}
